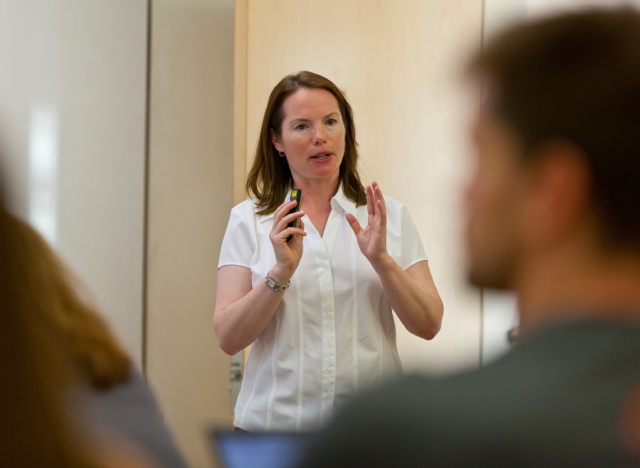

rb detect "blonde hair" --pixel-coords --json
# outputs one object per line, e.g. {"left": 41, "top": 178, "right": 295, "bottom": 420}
{"left": 7, "top": 215, "right": 131, "bottom": 390}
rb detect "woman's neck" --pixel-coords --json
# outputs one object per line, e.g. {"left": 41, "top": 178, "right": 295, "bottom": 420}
{"left": 291, "top": 175, "right": 340, "bottom": 210}
{"left": 291, "top": 175, "right": 339, "bottom": 237}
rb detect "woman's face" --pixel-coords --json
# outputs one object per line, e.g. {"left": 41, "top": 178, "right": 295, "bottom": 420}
{"left": 271, "top": 88, "right": 346, "bottom": 185}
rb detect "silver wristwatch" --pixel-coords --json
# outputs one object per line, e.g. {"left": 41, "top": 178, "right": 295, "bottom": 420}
{"left": 264, "top": 272, "right": 291, "bottom": 292}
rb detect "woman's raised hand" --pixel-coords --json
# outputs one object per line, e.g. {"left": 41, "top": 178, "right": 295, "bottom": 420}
{"left": 269, "top": 200, "right": 307, "bottom": 281}
{"left": 346, "top": 181, "right": 389, "bottom": 267}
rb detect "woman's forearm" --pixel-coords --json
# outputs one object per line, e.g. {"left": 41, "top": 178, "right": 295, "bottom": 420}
{"left": 214, "top": 267, "right": 292, "bottom": 355}
{"left": 370, "top": 256, "right": 443, "bottom": 340}
{"left": 215, "top": 200, "right": 306, "bottom": 356}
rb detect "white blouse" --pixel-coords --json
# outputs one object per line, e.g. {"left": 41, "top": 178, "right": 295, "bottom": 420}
{"left": 218, "top": 185, "right": 428, "bottom": 432}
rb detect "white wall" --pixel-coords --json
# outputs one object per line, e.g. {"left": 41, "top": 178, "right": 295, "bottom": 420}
{"left": 0, "top": 0, "right": 148, "bottom": 365}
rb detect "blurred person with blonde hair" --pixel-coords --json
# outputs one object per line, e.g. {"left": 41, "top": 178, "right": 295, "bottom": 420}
{"left": 3, "top": 210, "right": 187, "bottom": 467}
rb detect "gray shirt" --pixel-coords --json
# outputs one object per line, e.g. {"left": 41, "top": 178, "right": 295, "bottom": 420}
{"left": 303, "top": 321, "right": 640, "bottom": 467}
{"left": 85, "top": 366, "right": 188, "bottom": 468}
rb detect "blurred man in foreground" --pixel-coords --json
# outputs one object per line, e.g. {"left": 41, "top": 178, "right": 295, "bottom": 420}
{"left": 302, "top": 9, "right": 640, "bottom": 467}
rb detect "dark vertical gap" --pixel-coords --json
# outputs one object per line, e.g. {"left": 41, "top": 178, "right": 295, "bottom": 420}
{"left": 141, "top": 0, "right": 153, "bottom": 376}
{"left": 478, "top": 0, "right": 487, "bottom": 368}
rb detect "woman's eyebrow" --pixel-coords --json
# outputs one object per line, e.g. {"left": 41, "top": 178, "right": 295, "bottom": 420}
{"left": 288, "top": 112, "right": 339, "bottom": 124}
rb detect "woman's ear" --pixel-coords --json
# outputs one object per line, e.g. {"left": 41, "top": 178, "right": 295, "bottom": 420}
{"left": 270, "top": 129, "right": 284, "bottom": 153}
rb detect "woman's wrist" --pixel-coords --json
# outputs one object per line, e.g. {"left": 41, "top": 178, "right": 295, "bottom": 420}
{"left": 269, "top": 265, "right": 294, "bottom": 285}
{"left": 369, "top": 252, "right": 395, "bottom": 273}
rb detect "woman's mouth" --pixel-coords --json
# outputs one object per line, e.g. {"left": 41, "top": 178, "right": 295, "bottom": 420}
{"left": 311, "top": 152, "right": 332, "bottom": 160}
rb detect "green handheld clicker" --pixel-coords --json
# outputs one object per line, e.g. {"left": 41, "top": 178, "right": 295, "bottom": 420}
{"left": 286, "top": 189, "right": 303, "bottom": 242}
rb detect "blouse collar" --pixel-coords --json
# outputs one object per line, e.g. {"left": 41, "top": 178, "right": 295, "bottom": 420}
{"left": 258, "top": 184, "right": 358, "bottom": 223}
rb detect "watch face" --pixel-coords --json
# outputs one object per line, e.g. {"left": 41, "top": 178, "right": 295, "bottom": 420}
{"left": 266, "top": 276, "right": 278, "bottom": 290}
{"left": 265, "top": 274, "right": 288, "bottom": 291}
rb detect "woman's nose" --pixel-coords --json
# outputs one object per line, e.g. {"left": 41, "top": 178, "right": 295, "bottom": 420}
{"left": 312, "top": 126, "right": 327, "bottom": 144}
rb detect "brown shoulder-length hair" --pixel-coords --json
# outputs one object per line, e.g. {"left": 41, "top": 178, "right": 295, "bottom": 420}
{"left": 6, "top": 215, "right": 131, "bottom": 391}
{"left": 246, "top": 71, "right": 366, "bottom": 215}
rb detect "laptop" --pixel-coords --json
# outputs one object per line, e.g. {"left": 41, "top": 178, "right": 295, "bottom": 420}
{"left": 209, "top": 429, "right": 315, "bottom": 468}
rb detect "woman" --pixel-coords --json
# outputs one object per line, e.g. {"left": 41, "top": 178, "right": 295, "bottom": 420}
{"left": 214, "top": 71, "right": 443, "bottom": 432}
{"left": 4, "top": 213, "right": 187, "bottom": 468}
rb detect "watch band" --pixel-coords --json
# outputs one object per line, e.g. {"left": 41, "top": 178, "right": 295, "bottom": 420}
{"left": 264, "top": 273, "right": 291, "bottom": 292}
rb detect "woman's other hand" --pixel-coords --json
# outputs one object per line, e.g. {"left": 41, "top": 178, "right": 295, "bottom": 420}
{"left": 346, "top": 181, "right": 389, "bottom": 267}
{"left": 269, "top": 200, "right": 307, "bottom": 281}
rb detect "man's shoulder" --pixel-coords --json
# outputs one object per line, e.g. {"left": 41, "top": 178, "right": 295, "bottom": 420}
{"left": 304, "top": 374, "right": 491, "bottom": 468}
{"left": 304, "top": 322, "right": 640, "bottom": 467}
{"left": 337, "top": 372, "right": 487, "bottom": 430}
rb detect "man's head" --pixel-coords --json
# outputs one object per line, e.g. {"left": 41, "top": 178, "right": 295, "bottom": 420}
{"left": 465, "top": 9, "right": 640, "bottom": 289}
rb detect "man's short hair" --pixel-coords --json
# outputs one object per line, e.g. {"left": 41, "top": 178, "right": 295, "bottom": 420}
{"left": 470, "top": 9, "right": 640, "bottom": 253}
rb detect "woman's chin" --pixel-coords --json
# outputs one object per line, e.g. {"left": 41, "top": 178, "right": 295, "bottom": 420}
{"left": 292, "top": 161, "right": 341, "bottom": 183}
{"left": 309, "top": 168, "right": 339, "bottom": 181}
{"left": 306, "top": 161, "right": 340, "bottom": 179}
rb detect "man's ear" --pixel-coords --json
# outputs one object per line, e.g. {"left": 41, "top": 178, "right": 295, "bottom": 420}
{"left": 270, "top": 129, "right": 284, "bottom": 153}
{"left": 524, "top": 140, "right": 591, "bottom": 245}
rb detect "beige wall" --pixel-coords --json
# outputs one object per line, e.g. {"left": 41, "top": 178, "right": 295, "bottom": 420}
{"left": 146, "top": 1, "right": 234, "bottom": 467}
{"left": 235, "top": 0, "right": 484, "bottom": 375}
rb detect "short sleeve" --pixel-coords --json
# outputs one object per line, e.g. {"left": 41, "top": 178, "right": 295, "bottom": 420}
{"left": 218, "top": 205, "right": 255, "bottom": 269}
{"left": 400, "top": 206, "right": 428, "bottom": 270}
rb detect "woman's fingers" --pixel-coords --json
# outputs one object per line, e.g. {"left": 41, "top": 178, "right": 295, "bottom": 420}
{"left": 366, "top": 185, "right": 375, "bottom": 217}
{"left": 273, "top": 210, "right": 305, "bottom": 234}
{"left": 271, "top": 201, "right": 300, "bottom": 231}
{"left": 274, "top": 227, "right": 307, "bottom": 241}
{"left": 286, "top": 218, "right": 306, "bottom": 244}
{"left": 273, "top": 200, "right": 298, "bottom": 226}
{"left": 346, "top": 213, "right": 363, "bottom": 236}
{"left": 372, "top": 183, "right": 380, "bottom": 217}
{"left": 372, "top": 182, "right": 387, "bottom": 226}
{"left": 273, "top": 200, "right": 292, "bottom": 219}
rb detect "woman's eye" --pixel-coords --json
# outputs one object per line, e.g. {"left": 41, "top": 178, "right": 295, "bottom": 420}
{"left": 326, "top": 118, "right": 337, "bottom": 125}
{"left": 294, "top": 124, "right": 307, "bottom": 130}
